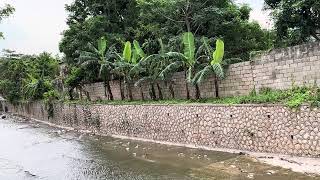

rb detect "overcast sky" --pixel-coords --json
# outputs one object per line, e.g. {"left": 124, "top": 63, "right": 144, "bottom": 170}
{"left": 0, "top": 0, "right": 271, "bottom": 55}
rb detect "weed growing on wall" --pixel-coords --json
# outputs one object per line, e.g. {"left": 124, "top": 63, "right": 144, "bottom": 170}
{"left": 63, "top": 86, "right": 320, "bottom": 109}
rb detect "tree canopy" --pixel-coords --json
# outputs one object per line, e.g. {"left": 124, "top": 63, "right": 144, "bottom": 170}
{"left": 0, "top": 4, "right": 15, "bottom": 39}
{"left": 265, "top": 0, "right": 320, "bottom": 47}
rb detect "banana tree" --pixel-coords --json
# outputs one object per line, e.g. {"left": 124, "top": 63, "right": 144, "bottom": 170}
{"left": 78, "top": 37, "right": 114, "bottom": 100}
{"left": 160, "top": 32, "right": 202, "bottom": 99}
{"left": 113, "top": 40, "right": 144, "bottom": 101}
{"left": 134, "top": 39, "right": 174, "bottom": 100}
{"left": 193, "top": 39, "right": 241, "bottom": 98}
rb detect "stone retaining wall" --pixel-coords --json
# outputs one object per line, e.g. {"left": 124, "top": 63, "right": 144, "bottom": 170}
{"left": 2, "top": 101, "right": 320, "bottom": 157}
{"left": 83, "top": 42, "right": 320, "bottom": 100}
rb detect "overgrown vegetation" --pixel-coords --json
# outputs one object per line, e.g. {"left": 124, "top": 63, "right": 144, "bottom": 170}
{"left": 0, "top": 50, "right": 61, "bottom": 103}
{"left": 64, "top": 86, "right": 320, "bottom": 109}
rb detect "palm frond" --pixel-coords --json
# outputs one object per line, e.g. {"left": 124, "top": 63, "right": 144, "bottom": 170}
{"left": 165, "top": 52, "right": 187, "bottom": 61}
{"left": 123, "top": 41, "right": 132, "bottom": 62}
{"left": 99, "top": 64, "right": 111, "bottom": 77}
{"left": 133, "top": 40, "right": 146, "bottom": 58}
{"left": 182, "top": 32, "right": 195, "bottom": 65}
{"left": 134, "top": 76, "right": 153, "bottom": 87}
{"left": 192, "top": 65, "right": 213, "bottom": 85}
{"left": 98, "top": 37, "right": 107, "bottom": 56}
{"left": 211, "top": 39, "right": 224, "bottom": 65}
{"left": 86, "top": 42, "right": 100, "bottom": 55}
{"left": 80, "top": 59, "right": 99, "bottom": 68}
{"left": 129, "top": 63, "right": 144, "bottom": 77}
{"left": 159, "top": 61, "right": 183, "bottom": 80}
{"left": 77, "top": 55, "right": 99, "bottom": 65}
{"left": 212, "top": 63, "right": 224, "bottom": 79}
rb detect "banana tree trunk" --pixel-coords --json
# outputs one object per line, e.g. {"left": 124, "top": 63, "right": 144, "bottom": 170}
{"left": 195, "top": 84, "right": 201, "bottom": 99}
{"left": 156, "top": 83, "right": 163, "bottom": 100}
{"left": 103, "top": 79, "right": 108, "bottom": 98}
{"left": 169, "top": 82, "right": 175, "bottom": 99}
{"left": 184, "top": 70, "right": 190, "bottom": 99}
{"left": 140, "top": 85, "right": 145, "bottom": 100}
{"left": 106, "top": 80, "right": 113, "bottom": 101}
{"left": 214, "top": 76, "right": 220, "bottom": 98}
{"left": 125, "top": 78, "right": 133, "bottom": 101}
{"left": 119, "top": 78, "right": 125, "bottom": 100}
{"left": 69, "top": 88, "right": 74, "bottom": 100}
{"left": 150, "top": 83, "right": 157, "bottom": 100}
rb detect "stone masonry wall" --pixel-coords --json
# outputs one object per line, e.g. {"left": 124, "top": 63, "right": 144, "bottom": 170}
{"left": 83, "top": 42, "right": 320, "bottom": 100}
{"left": 3, "top": 101, "right": 320, "bottom": 157}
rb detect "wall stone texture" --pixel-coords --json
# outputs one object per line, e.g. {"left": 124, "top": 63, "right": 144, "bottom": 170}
{"left": 3, "top": 101, "right": 320, "bottom": 158}
{"left": 82, "top": 42, "right": 320, "bottom": 100}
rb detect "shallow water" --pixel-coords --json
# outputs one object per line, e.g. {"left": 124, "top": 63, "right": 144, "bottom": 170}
{"left": 0, "top": 117, "right": 319, "bottom": 180}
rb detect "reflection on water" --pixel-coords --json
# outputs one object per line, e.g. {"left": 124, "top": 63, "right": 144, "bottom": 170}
{"left": 0, "top": 117, "right": 319, "bottom": 180}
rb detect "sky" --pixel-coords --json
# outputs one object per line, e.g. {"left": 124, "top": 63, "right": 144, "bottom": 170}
{"left": 0, "top": 0, "right": 271, "bottom": 55}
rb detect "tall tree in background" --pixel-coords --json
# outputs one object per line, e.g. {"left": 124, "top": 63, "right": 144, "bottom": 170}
{"left": 60, "top": 0, "right": 140, "bottom": 63}
{"left": 265, "top": 0, "right": 320, "bottom": 47}
{"left": 137, "top": 0, "right": 273, "bottom": 61}
{"left": 0, "top": 4, "right": 14, "bottom": 39}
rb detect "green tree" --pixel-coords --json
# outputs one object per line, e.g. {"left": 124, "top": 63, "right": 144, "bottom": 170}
{"left": 113, "top": 41, "right": 144, "bottom": 100}
{"left": 0, "top": 4, "right": 15, "bottom": 39}
{"left": 193, "top": 39, "right": 240, "bottom": 98}
{"left": 265, "top": 0, "right": 320, "bottom": 46}
{"left": 0, "top": 51, "right": 59, "bottom": 102}
{"left": 60, "top": 0, "right": 140, "bottom": 63}
{"left": 78, "top": 37, "right": 115, "bottom": 100}
{"left": 137, "top": 0, "right": 272, "bottom": 61}
{"left": 160, "top": 32, "right": 203, "bottom": 99}
{"left": 135, "top": 39, "right": 175, "bottom": 100}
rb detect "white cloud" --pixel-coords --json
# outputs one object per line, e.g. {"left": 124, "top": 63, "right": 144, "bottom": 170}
{"left": 0, "top": 0, "right": 73, "bottom": 55}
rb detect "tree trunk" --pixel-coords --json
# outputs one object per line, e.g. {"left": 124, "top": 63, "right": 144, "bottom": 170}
{"left": 169, "top": 82, "right": 175, "bottom": 99}
{"left": 125, "top": 79, "right": 133, "bottom": 101}
{"left": 119, "top": 79, "right": 125, "bottom": 100}
{"left": 184, "top": 70, "right": 190, "bottom": 99}
{"left": 150, "top": 83, "right": 157, "bottom": 100}
{"left": 106, "top": 80, "right": 113, "bottom": 101}
{"left": 195, "top": 84, "right": 201, "bottom": 99}
{"left": 214, "top": 76, "right": 220, "bottom": 98}
{"left": 140, "top": 85, "right": 145, "bottom": 101}
{"left": 69, "top": 88, "right": 74, "bottom": 100}
{"left": 156, "top": 83, "right": 163, "bottom": 100}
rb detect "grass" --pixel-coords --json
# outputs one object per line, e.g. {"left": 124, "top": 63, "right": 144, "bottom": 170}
{"left": 63, "top": 86, "right": 320, "bottom": 109}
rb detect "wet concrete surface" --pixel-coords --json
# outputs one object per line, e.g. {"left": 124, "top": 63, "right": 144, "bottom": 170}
{"left": 0, "top": 116, "right": 319, "bottom": 180}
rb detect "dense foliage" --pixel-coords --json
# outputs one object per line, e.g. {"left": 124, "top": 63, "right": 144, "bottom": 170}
{"left": 59, "top": 0, "right": 274, "bottom": 97}
{"left": 0, "top": 50, "right": 60, "bottom": 103}
{"left": 265, "top": 0, "right": 320, "bottom": 47}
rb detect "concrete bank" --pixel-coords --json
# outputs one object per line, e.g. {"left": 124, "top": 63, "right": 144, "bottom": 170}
{"left": 2, "top": 101, "right": 320, "bottom": 159}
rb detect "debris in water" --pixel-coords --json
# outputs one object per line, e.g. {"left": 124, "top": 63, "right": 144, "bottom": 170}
{"left": 126, "top": 147, "right": 130, "bottom": 152}
{"left": 266, "top": 170, "right": 276, "bottom": 175}
{"left": 24, "top": 170, "right": 37, "bottom": 177}
{"left": 280, "top": 158, "right": 302, "bottom": 165}
{"left": 247, "top": 173, "right": 254, "bottom": 179}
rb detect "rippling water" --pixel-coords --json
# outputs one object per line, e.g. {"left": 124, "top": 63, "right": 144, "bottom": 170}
{"left": 0, "top": 116, "right": 318, "bottom": 180}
